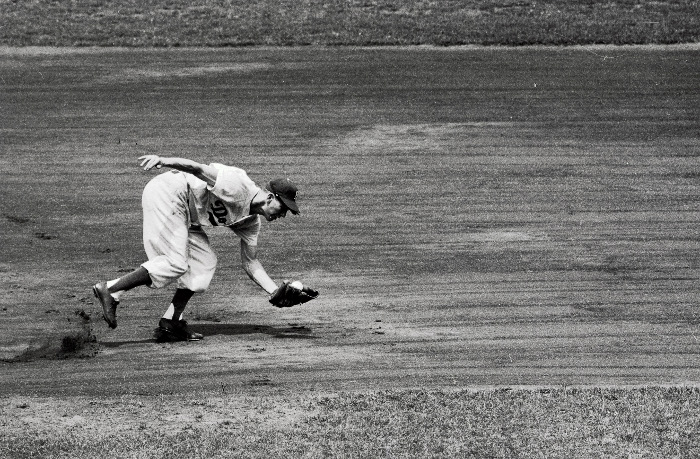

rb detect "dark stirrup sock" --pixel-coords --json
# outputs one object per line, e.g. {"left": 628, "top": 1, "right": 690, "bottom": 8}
{"left": 171, "top": 288, "right": 195, "bottom": 320}
{"left": 108, "top": 267, "right": 152, "bottom": 293}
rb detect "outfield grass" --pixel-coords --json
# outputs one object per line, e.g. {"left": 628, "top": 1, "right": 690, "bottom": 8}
{"left": 1, "top": 387, "right": 698, "bottom": 458}
{"left": 1, "top": 0, "right": 698, "bottom": 47}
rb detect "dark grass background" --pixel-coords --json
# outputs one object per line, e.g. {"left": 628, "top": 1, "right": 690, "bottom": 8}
{"left": 1, "top": 0, "right": 699, "bottom": 47}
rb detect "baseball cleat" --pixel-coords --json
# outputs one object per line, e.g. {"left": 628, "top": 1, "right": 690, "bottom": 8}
{"left": 155, "top": 318, "right": 203, "bottom": 342}
{"left": 92, "top": 282, "right": 118, "bottom": 329}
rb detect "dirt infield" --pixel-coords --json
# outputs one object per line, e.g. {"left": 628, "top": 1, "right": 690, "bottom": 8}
{"left": 1, "top": 46, "right": 699, "bottom": 398}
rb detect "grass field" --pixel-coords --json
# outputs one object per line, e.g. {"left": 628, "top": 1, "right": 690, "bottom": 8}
{"left": 2, "top": 387, "right": 699, "bottom": 457}
{"left": 1, "top": 0, "right": 699, "bottom": 46}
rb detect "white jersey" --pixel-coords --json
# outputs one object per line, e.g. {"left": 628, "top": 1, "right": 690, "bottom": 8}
{"left": 184, "top": 164, "right": 262, "bottom": 246}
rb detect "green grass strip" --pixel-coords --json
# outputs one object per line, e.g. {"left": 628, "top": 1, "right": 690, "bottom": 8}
{"left": 1, "top": 386, "right": 698, "bottom": 458}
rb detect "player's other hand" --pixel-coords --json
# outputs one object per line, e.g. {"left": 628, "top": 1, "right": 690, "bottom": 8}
{"left": 139, "top": 155, "right": 164, "bottom": 171}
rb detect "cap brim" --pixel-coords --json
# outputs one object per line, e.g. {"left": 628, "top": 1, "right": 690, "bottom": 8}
{"left": 279, "top": 196, "right": 300, "bottom": 215}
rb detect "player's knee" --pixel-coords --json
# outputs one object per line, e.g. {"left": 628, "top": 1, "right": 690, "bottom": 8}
{"left": 169, "top": 258, "right": 189, "bottom": 277}
{"left": 186, "top": 276, "right": 212, "bottom": 293}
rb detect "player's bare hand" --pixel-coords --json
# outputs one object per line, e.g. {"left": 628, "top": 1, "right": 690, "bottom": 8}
{"left": 138, "top": 155, "right": 164, "bottom": 171}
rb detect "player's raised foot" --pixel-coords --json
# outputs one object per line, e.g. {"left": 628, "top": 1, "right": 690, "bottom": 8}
{"left": 92, "top": 282, "right": 118, "bottom": 329}
{"left": 155, "top": 318, "right": 203, "bottom": 342}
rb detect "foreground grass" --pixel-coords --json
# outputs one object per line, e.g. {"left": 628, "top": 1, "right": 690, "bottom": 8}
{"left": 1, "top": 387, "right": 698, "bottom": 458}
{"left": 1, "top": 0, "right": 698, "bottom": 47}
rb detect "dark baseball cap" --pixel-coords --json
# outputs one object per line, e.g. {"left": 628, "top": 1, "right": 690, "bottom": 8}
{"left": 267, "top": 178, "right": 300, "bottom": 215}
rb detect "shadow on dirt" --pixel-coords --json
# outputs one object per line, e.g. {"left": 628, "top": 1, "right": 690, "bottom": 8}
{"left": 192, "top": 323, "right": 314, "bottom": 339}
{"left": 100, "top": 338, "right": 158, "bottom": 348}
{"left": 99, "top": 324, "right": 314, "bottom": 348}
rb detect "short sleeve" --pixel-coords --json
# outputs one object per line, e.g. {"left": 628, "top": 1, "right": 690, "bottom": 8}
{"left": 231, "top": 216, "right": 261, "bottom": 246}
{"left": 208, "top": 165, "right": 256, "bottom": 206}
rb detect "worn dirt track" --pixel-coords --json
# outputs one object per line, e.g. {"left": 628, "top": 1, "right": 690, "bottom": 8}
{"left": 1, "top": 46, "right": 699, "bottom": 397}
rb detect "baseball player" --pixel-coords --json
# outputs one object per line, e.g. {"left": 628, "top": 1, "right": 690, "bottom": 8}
{"left": 92, "top": 154, "right": 315, "bottom": 341}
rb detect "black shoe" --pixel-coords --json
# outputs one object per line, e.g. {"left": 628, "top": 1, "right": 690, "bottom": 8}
{"left": 92, "top": 282, "right": 118, "bottom": 329}
{"left": 156, "top": 318, "right": 203, "bottom": 342}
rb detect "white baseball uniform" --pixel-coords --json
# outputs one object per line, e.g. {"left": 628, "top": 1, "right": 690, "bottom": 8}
{"left": 141, "top": 164, "right": 261, "bottom": 292}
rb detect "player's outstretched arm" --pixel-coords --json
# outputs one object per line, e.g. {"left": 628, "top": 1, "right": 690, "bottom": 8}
{"left": 241, "top": 240, "right": 320, "bottom": 308}
{"left": 138, "top": 155, "right": 218, "bottom": 187}
{"left": 240, "top": 240, "right": 278, "bottom": 295}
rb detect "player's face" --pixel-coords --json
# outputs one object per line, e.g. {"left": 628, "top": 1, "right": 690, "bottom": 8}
{"left": 263, "top": 195, "right": 288, "bottom": 221}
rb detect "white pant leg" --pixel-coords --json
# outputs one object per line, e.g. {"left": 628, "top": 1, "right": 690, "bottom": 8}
{"left": 140, "top": 172, "right": 192, "bottom": 288}
{"left": 176, "top": 227, "right": 217, "bottom": 293}
{"left": 140, "top": 172, "right": 218, "bottom": 291}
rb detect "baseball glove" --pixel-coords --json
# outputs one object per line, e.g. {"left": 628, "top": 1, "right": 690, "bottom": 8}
{"left": 269, "top": 281, "right": 319, "bottom": 308}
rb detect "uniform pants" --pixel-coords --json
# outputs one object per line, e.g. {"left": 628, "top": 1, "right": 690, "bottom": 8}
{"left": 140, "top": 172, "right": 217, "bottom": 293}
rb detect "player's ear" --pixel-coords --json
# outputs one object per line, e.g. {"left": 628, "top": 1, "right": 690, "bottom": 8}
{"left": 266, "top": 193, "right": 275, "bottom": 203}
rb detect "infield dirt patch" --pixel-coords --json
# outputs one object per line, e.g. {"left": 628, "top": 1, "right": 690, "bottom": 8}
{"left": 1, "top": 47, "right": 698, "bottom": 400}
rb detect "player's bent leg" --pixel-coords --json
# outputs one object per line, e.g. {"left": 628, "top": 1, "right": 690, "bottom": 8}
{"left": 93, "top": 267, "right": 152, "bottom": 329}
{"left": 108, "top": 266, "right": 152, "bottom": 293}
{"left": 176, "top": 227, "right": 217, "bottom": 294}
{"left": 141, "top": 255, "right": 189, "bottom": 288}
{"left": 141, "top": 172, "right": 191, "bottom": 288}
{"left": 154, "top": 229, "right": 216, "bottom": 341}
